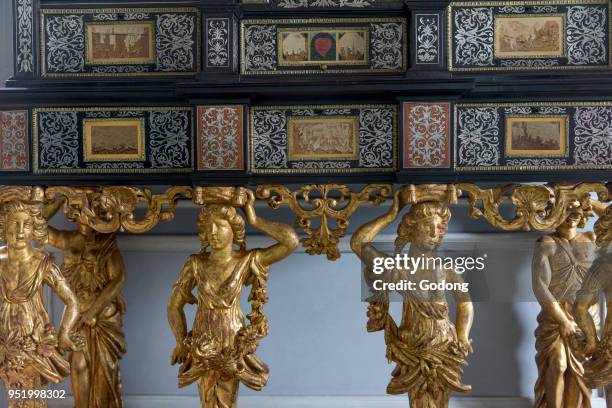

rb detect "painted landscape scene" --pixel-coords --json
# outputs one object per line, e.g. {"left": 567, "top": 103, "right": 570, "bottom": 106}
{"left": 88, "top": 23, "right": 154, "bottom": 64}
{"left": 288, "top": 118, "right": 358, "bottom": 160}
{"left": 338, "top": 31, "right": 367, "bottom": 62}
{"left": 507, "top": 117, "right": 567, "bottom": 157}
{"left": 495, "top": 16, "right": 563, "bottom": 57}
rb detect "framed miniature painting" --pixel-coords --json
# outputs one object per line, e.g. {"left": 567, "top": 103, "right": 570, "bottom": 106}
{"left": 494, "top": 15, "right": 565, "bottom": 58}
{"left": 86, "top": 22, "right": 156, "bottom": 65}
{"left": 83, "top": 118, "right": 146, "bottom": 162}
{"left": 287, "top": 116, "right": 360, "bottom": 161}
{"left": 505, "top": 115, "right": 568, "bottom": 157}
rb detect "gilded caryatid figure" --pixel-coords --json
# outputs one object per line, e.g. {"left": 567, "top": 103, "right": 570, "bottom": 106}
{"left": 350, "top": 185, "right": 473, "bottom": 408}
{"left": 167, "top": 187, "right": 299, "bottom": 408}
{"left": 574, "top": 204, "right": 612, "bottom": 404}
{"left": 0, "top": 198, "right": 79, "bottom": 408}
{"left": 43, "top": 198, "right": 127, "bottom": 408}
{"left": 532, "top": 198, "right": 599, "bottom": 408}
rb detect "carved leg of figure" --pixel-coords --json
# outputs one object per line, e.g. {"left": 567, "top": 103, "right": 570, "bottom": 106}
{"left": 197, "top": 371, "right": 239, "bottom": 408}
{"left": 564, "top": 369, "right": 590, "bottom": 407}
{"left": 543, "top": 341, "right": 567, "bottom": 408}
{"left": 70, "top": 350, "right": 90, "bottom": 408}
{"left": 606, "top": 385, "right": 612, "bottom": 407}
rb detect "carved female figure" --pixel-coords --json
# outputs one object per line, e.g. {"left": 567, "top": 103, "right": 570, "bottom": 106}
{"left": 574, "top": 204, "right": 612, "bottom": 404}
{"left": 532, "top": 199, "right": 598, "bottom": 408}
{"left": 167, "top": 188, "right": 299, "bottom": 408}
{"left": 351, "top": 188, "right": 473, "bottom": 408}
{"left": 44, "top": 198, "right": 126, "bottom": 408}
{"left": 0, "top": 201, "right": 78, "bottom": 408}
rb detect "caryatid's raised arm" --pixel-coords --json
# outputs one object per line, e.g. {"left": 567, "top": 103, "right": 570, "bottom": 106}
{"left": 243, "top": 189, "right": 299, "bottom": 267}
{"left": 350, "top": 189, "right": 402, "bottom": 261}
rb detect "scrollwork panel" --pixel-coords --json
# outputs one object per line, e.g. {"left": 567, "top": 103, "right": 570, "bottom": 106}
{"left": 41, "top": 8, "right": 200, "bottom": 77}
{"left": 33, "top": 107, "right": 193, "bottom": 174}
{"left": 449, "top": 1, "right": 610, "bottom": 71}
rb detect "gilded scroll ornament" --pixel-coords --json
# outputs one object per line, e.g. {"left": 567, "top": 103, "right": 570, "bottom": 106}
{"left": 43, "top": 198, "right": 127, "bottom": 408}
{"left": 459, "top": 183, "right": 609, "bottom": 231}
{"left": 351, "top": 184, "right": 473, "bottom": 407}
{"left": 45, "top": 186, "right": 192, "bottom": 234}
{"left": 531, "top": 195, "right": 600, "bottom": 407}
{"left": 256, "top": 184, "right": 392, "bottom": 260}
{"left": 574, "top": 203, "right": 612, "bottom": 400}
{"left": 168, "top": 187, "right": 299, "bottom": 408}
{"left": 0, "top": 187, "right": 79, "bottom": 408}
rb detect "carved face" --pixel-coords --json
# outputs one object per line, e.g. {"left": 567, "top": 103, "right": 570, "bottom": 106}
{"left": 411, "top": 215, "right": 448, "bottom": 250}
{"left": 561, "top": 200, "right": 583, "bottom": 229}
{"left": 5, "top": 211, "right": 34, "bottom": 250}
{"left": 205, "top": 217, "right": 234, "bottom": 250}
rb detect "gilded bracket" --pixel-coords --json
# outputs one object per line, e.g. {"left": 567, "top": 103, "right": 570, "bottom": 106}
{"left": 256, "top": 184, "right": 393, "bottom": 260}
{"left": 458, "top": 182, "right": 610, "bottom": 231}
{"left": 45, "top": 186, "right": 193, "bottom": 234}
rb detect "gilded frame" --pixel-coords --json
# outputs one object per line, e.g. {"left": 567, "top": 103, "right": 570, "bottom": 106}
{"left": 453, "top": 101, "right": 612, "bottom": 172}
{"left": 40, "top": 8, "right": 201, "bottom": 78}
{"left": 85, "top": 21, "right": 156, "bottom": 65}
{"left": 249, "top": 104, "right": 398, "bottom": 174}
{"left": 447, "top": 0, "right": 612, "bottom": 72}
{"left": 241, "top": 17, "right": 407, "bottom": 75}
{"left": 83, "top": 118, "right": 146, "bottom": 162}
{"left": 287, "top": 116, "right": 360, "bottom": 161}
{"left": 504, "top": 115, "right": 569, "bottom": 157}
{"left": 33, "top": 107, "right": 195, "bottom": 174}
{"left": 494, "top": 14, "right": 566, "bottom": 59}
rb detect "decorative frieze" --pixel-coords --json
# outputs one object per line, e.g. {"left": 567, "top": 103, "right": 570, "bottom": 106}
{"left": 455, "top": 102, "right": 612, "bottom": 171}
{"left": 250, "top": 105, "right": 397, "bottom": 174}
{"left": 33, "top": 107, "right": 193, "bottom": 174}
{"left": 449, "top": 0, "right": 611, "bottom": 71}
{"left": 40, "top": 8, "right": 200, "bottom": 77}
{"left": 197, "top": 105, "right": 245, "bottom": 171}
{"left": 241, "top": 18, "right": 406, "bottom": 75}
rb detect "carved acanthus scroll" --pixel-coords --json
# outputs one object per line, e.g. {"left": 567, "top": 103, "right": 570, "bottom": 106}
{"left": 459, "top": 183, "right": 610, "bottom": 231}
{"left": 256, "top": 184, "right": 392, "bottom": 260}
{"left": 45, "top": 186, "right": 193, "bottom": 234}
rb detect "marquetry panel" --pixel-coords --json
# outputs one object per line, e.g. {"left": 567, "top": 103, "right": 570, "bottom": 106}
{"left": 250, "top": 105, "right": 398, "bottom": 174}
{"left": 241, "top": 18, "right": 406, "bottom": 75}
{"left": 402, "top": 102, "right": 451, "bottom": 169}
{"left": 33, "top": 107, "right": 193, "bottom": 174}
{"left": 197, "top": 105, "right": 245, "bottom": 171}
{"left": 455, "top": 102, "right": 612, "bottom": 171}
{"left": 0, "top": 111, "right": 29, "bottom": 172}
{"left": 40, "top": 8, "right": 200, "bottom": 77}
{"left": 449, "top": 0, "right": 611, "bottom": 71}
